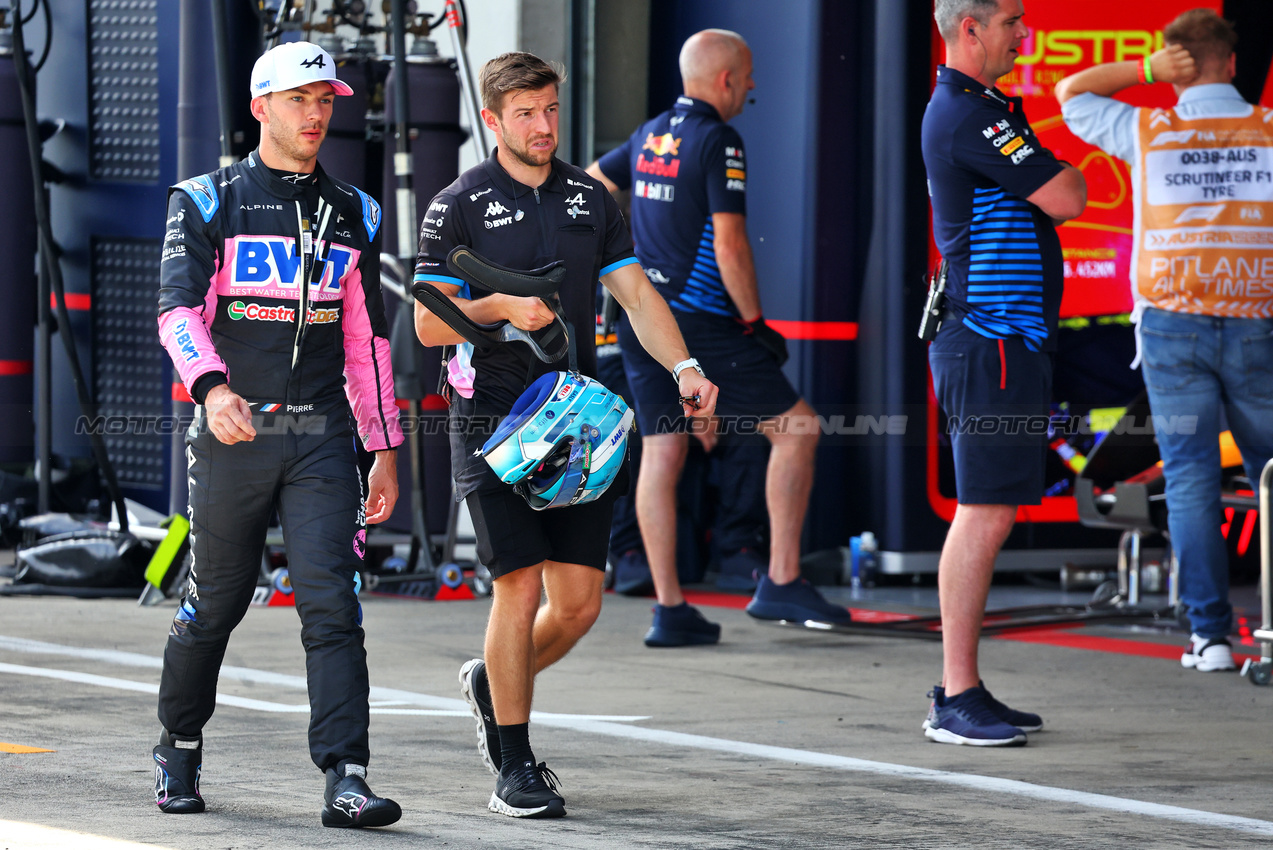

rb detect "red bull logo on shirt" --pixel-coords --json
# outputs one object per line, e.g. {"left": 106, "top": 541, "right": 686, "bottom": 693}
{"left": 643, "top": 133, "right": 681, "bottom": 157}
{"left": 636, "top": 154, "right": 681, "bottom": 179}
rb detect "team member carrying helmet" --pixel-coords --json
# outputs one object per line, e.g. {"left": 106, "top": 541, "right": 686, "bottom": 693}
{"left": 413, "top": 52, "right": 717, "bottom": 819}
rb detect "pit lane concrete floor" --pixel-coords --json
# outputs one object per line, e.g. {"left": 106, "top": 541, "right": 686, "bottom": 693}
{"left": 1, "top": 583, "right": 1270, "bottom": 850}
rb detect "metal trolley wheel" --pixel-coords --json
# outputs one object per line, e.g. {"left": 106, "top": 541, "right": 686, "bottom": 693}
{"left": 269, "top": 567, "right": 292, "bottom": 595}
{"left": 470, "top": 563, "right": 493, "bottom": 598}
{"left": 439, "top": 562, "right": 465, "bottom": 589}
{"left": 1242, "top": 659, "right": 1272, "bottom": 687}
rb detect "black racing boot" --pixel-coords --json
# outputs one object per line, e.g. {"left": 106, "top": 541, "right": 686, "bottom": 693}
{"left": 321, "top": 764, "right": 402, "bottom": 828}
{"left": 153, "top": 731, "right": 204, "bottom": 813}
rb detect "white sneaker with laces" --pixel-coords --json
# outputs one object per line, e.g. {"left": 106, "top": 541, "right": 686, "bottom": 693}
{"left": 1181, "top": 633, "right": 1237, "bottom": 672}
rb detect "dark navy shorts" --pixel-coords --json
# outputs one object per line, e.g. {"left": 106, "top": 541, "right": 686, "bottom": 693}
{"left": 928, "top": 321, "right": 1053, "bottom": 506}
{"left": 617, "top": 310, "right": 800, "bottom": 436}
{"left": 465, "top": 460, "right": 629, "bottom": 579}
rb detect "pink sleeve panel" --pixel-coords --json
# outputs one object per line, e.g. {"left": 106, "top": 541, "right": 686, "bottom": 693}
{"left": 158, "top": 306, "right": 228, "bottom": 392}
{"left": 342, "top": 267, "right": 404, "bottom": 452}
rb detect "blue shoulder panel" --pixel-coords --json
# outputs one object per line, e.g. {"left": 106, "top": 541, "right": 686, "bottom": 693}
{"left": 176, "top": 175, "right": 219, "bottom": 223}
{"left": 355, "top": 188, "right": 382, "bottom": 242}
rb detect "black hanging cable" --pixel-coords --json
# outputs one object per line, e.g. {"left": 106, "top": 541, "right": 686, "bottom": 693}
{"left": 390, "top": 0, "right": 436, "bottom": 575}
{"left": 30, "top": 0, "right": 50, "bottom": 73}
{"left": 11, "top": 0, "right": 130, "bottom": 532}
{"left": 210, "top": 0, "right": 234, "bottom": 165}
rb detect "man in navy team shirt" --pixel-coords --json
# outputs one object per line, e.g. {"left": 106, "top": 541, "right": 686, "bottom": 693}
{"left": 589, "top": 29, "right": 851, "bottom": 647}
{"left": 922, "top": 0, "right": 1086, "bottom": 746}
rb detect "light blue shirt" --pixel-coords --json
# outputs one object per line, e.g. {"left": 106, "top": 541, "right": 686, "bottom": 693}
{"left": 1061, "top": 84, "right": 1261, "bottom": 365}
{"left": 1061, "top": 83, "right": 1254, "bottom": 168}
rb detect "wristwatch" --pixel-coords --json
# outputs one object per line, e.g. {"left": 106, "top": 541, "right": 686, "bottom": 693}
{"left": 672, "top": 357, "right": 704, "bottom": 382}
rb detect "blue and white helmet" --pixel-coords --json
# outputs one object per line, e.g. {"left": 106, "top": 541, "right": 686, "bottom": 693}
{"left": 479, "top": 371, "right": 634, "bottom": 510}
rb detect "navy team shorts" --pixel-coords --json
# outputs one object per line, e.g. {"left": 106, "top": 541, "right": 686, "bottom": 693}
{"left": 928, "top": 321, "right": 1053, "bottom": 506}
{"left": 617, "top": 310, "right": 799, "bottom": 436}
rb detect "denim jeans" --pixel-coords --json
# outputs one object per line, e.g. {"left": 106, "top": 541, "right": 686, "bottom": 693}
{"left": 1139, "top": 308, "right": 1273, "bottom": 639}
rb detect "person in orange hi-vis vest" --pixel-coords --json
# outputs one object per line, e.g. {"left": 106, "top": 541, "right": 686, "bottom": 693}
{"left": 1057, "top": 8, "right": 1273, "bottom": 675}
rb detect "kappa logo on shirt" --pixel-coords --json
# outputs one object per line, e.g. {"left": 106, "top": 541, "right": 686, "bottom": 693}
{"left": 485, "top": 201, "right": 511, "bottom": 217}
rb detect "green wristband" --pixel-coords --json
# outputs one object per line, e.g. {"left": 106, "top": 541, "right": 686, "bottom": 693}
{"left": 1143, "top": 55, "right": 1155, "bottom": 85}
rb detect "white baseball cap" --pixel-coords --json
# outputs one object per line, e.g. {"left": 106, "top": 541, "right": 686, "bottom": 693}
{"left": 249, "top": 41, "right": 354, "bottom": 98}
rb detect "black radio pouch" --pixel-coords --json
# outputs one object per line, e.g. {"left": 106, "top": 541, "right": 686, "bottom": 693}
{"left": 918, "top": 259, "right": 948, "bottom": 343}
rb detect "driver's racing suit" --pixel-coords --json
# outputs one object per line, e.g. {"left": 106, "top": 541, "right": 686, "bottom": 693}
{"left": 156, "top": 149, "right": 402, "bottom": 772}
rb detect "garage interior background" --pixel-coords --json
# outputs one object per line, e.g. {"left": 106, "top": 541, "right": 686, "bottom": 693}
{"left": 6, "top": 0, "right": 1272, "bottom": 573}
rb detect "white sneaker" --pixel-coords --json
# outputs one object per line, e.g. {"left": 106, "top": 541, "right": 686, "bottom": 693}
{"left": 1181, "top": 633, "right": 1237, "bottom": 672}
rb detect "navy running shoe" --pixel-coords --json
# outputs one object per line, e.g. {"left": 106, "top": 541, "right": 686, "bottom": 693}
{"left": 612, "top": 549, "right": 655, "bottom": 596}
{"left": 923, "top": 683, "right": 1043, "bottom": 733}
{"left": 923, "top": 685, "right": 1027, "bottom": 746}
{"left": 644, "top": 603, "right": 722, "bottom": 647}
{"left": 459, "top": 658, "right": 501, "bottom": 775}
{"left": 489, "top": 760, "right": 566, "bottom": 818}
{"left": 745, "top": 576, "right": 853, "bottom": 624}
{"left": 979, "top": 681, "right": 1043, "bottom": 732}
{"left": 321, "top": 764, "right": 402, "bottom": 828}
{"left": 716, "top": 547, "right": 767, "bottom": 593}
{"left": 153, "top": 740, "right": 204, "bottom": 814}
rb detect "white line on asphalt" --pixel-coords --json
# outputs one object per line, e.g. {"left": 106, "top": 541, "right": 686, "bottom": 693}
{"left": 558, "top": 718, "right": 1273, "bottom": 838}
{"left": 4, "top": 636, "right": 1272, "bottom": 837}
{"left": 0, "top": 662, "right": 646, "bottom": 722}
{"left": 0, "top": 819, "right": 175, "bottom": 849}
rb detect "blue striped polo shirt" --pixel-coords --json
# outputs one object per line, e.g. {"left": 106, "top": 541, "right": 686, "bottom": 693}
{"left": 923, "top": 65, "right": 1065, "bottom": 351}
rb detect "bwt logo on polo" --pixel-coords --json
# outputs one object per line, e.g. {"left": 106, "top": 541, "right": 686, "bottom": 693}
{"left": 227, "top": 301, "right": 340, "bottom": 324}
{"left": 230, "top": 237, "right": 355, "bottom": 291}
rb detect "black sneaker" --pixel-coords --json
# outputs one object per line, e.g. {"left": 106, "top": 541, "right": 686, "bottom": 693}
{"left": 153, "top": 742, "right": 204, "bottom": 813}
{"left": 321, "top": 765, "right": 402, "bottom": 828}
{"left": 459, "top": 658, "right": 501, "bottom": 775}
{"left": 489, "top": 760, "right": 566, "bottom": 818}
